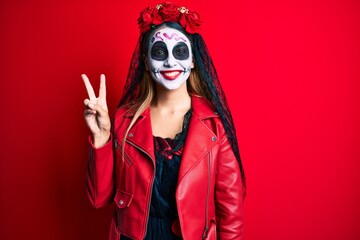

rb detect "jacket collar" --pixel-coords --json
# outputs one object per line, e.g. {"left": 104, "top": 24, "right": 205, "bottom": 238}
{"left": 123, "top": 95, "right": 220, "bottom": 181}
{"left": 178, "top": 95, "right": 220, "bottom": 182}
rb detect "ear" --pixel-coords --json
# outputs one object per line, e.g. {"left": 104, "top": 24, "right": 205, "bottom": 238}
{"left": 191, "top": 59, "right": 195, "bottom": 69}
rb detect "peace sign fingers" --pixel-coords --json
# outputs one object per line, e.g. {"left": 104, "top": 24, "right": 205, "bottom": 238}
{"left": 81, "top": 74, "right": 97, "bottom": 101}
{"left": 81, "top": 73, "right": 111, "bottom": 148}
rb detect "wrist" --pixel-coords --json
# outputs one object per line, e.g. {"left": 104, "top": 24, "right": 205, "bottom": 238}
{"left": 92, "top": 131, "right": 111, "bottom": 148}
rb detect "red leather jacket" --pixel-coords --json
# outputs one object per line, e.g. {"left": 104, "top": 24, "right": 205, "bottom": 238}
{"left": 86, "top": 95, "right": 244, "bottom": 240}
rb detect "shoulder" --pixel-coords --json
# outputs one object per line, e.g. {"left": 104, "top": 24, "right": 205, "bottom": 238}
{"left": 113, "top": 105, "right": 131, "bottom": 119}
{"left": 191, "top": 95, "right": 225, "bottom": 136}
{"left": 191, "top": 95, "right": 217, "bottom": 118}
{"left": 111, "top": 104, "right": 151, "bottom": 131}
{"left": 111, "top": 105, "right": 136, "bottom": 130}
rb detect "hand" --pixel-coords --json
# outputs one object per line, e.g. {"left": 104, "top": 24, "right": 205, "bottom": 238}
{"left": 82, "top": 74, "right": 111, "bottom": 148}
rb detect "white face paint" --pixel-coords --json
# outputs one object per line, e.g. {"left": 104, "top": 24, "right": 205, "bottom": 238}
{"left": 147, "top": 27, "right": 193, "bottom": 90}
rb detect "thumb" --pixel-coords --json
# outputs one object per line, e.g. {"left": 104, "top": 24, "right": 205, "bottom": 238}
{"left": 88, "top": 102, "right": 108, "bottom": 118}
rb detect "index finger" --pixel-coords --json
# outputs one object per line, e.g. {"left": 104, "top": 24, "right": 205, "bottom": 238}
{"left": 81, "top": 74, "right": 96, "bottom": 101}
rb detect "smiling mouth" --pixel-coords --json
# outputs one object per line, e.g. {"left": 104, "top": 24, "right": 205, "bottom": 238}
{"left": 160, "top": 70, "right": 183, "bottom": 80}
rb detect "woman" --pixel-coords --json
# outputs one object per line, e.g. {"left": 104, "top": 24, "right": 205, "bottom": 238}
{"left": 82, "top": 2, "right": 246, "bottom": 240}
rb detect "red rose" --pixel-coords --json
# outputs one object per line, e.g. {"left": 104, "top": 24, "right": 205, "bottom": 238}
{"left": 137, "top": 7, "right": 155, "bottom": 33}
{"left": 179, "top": 11, "right": 202, "bottom": 34}
{"left": 158, "top": 2, "right": 180, "bottom": 22}
{"left": 152, "top": 9, "right": 163, "bottom": 25}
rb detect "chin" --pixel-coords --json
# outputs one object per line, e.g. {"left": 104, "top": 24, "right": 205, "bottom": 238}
{"left": 163, "top": 85, "right": 181, "bottom": 91}
{"left": 165, "top": 82, "right": 186, "bottom": 90}
{"left": 157, "top": 79, "right": 185, "bottom": 91}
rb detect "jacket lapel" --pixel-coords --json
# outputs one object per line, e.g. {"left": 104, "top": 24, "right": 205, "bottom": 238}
{"left": 124, "top": 108, "right": 156, "bottom": 164}
{"left": 177, "top": 96, "right": 219, "bottom": 183}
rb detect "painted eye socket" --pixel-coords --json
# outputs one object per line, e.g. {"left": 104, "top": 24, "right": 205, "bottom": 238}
{"left": 150, "top": 41, "right": 168, "bottom": 61}
{"left": 173, "top": 42, "right": 189, "bottom": 60}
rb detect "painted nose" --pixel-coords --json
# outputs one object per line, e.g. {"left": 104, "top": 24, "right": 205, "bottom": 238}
{"left": 164, "top": 54, "right": 177, "bottom": 67}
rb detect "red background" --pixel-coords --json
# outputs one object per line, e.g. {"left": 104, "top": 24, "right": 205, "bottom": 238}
{"left": 1, "top": 0, "right": 359, "bottom": 239}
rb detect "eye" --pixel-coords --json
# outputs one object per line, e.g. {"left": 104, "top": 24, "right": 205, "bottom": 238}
{"left": 173, "top": 42, "right": 189, "bottom": 60}
{"left": 176, "top": 48, "right": 186, "bottom": 55}
{"left": 154, "top": 49, "right": 165, "bottom": 56}
{"left": 150, "top": 41, "right": 168, "bottom": 61}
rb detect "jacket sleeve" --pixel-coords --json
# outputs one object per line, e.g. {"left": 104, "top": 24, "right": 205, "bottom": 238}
{"left": 215, "top": 129, "right": 244, "bottom": 239}
{"left": 86, "top": 135, "right": 115, "bottom": 208}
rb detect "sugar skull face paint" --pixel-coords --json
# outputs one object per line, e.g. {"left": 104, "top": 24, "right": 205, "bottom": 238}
{"left": 147, "top": 27, "right": 193, "bottom": 90}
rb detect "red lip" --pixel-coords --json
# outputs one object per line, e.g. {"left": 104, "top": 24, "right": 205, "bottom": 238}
{"left": 160, "top": 70, "right": 182, "bottom": 80}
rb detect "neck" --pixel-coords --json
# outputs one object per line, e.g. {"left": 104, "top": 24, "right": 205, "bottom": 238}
{"left": 152, "top": 82, "right": 191, "bottom": 112}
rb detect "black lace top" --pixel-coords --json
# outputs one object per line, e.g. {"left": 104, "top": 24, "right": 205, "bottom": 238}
{"left": 121, "top": 109, "right": 192, "bottom": 240}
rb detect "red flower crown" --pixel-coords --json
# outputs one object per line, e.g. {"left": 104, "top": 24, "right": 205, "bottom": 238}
{"left": 137, "top": 2, "right": 202, "bottom": 34}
